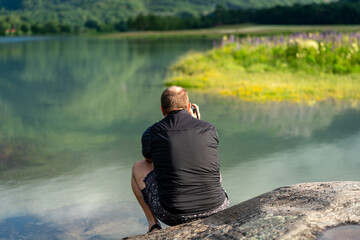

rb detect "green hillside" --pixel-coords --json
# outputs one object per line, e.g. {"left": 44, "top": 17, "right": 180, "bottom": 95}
{"left": 0, "top": 0, "right": 337, "bottom": 25}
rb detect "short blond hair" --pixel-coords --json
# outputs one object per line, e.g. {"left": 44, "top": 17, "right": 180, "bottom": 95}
{"left": 161, "top": 86, "right": 189, "bottom": 114}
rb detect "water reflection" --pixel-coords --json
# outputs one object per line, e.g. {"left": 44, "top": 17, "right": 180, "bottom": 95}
{"left": 0, "top": 166, "right": 146, "bottom": 239}
{"left": 223, "top": 132, "right": 360, "bottom": 204}
{"left": 0, "top": 37, "right": 359, "bottom": 239}
{"left": 195, "top": 96, "right": 360, "bottom": 168}
{"left": 314, "top": 108, "right": 360, "bottom": 140}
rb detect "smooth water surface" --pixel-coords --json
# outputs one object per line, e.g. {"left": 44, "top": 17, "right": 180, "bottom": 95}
{"left": 0, "top": 36, "right": 359, "bottom": 239}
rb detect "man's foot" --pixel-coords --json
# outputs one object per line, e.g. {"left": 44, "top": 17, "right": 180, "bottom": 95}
{"left": 148, "top": 223, "right": 162, "bottom": 233}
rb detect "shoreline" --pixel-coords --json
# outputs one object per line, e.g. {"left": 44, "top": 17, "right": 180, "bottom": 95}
{"left": 3, "top": 24, "right": 360, "bottom": 40}
{"left": 101, "top": 24, "right": 360, "bottom": 39}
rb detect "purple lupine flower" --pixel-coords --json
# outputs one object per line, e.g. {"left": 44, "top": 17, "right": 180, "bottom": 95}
{"left": 229, "top": 35, "right": 235, "bottom": 43}
{"left": 216, "top": 31, "right": 360, "bottom": 52}
{"left": 279, "top": 35, "right": 284, "bottom": 45}
{"left": 325, "top": 33, "right": 330, "bottom": 44}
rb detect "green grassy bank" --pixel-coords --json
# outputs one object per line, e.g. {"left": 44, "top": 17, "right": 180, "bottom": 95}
{"left": 166, "top": 31, "right": 360, "bottom": 104}
{"left": 102, "top": 25, "right": 360, "bottom": 39}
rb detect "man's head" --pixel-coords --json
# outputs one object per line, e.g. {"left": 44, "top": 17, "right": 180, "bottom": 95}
{"left": 161, "top": 86, "right": 190, "bottom": 115}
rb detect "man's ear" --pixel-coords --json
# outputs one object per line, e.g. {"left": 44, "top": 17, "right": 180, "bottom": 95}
{"left": 187, "top": 102, "right": 192, "bottom": 115}
{"left": 161, "top": 106, "right": 167, "bottom": 116}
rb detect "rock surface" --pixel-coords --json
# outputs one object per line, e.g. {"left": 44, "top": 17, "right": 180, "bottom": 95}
{"left": 124, "top": 181, "right": 360, "bottom": 240}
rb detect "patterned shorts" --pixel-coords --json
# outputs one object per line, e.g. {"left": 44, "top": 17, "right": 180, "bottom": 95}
{"left": 141, "top": 171, "right": 229, "bottom": 226}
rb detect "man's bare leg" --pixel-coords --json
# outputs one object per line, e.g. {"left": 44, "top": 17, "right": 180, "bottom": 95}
{"left": 131, "top": 159, "right": 160, "bottom": 232}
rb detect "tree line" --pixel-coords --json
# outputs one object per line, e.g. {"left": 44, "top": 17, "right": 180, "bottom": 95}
{"left": 1, "top": 0, "right": 360, "bottom": 35}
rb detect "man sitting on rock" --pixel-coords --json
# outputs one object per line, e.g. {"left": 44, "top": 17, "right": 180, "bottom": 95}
{"left": 131, "top": 86, "right": 229, "bottom": 233}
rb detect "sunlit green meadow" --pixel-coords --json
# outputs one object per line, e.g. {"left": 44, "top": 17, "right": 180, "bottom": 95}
{"left": 166, "top": 32, "right": 360, "bottom": 104}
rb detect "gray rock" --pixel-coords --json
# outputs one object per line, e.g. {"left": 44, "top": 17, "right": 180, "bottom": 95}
{"left": 124, "top": 181, "right": 360, "bottom": 240}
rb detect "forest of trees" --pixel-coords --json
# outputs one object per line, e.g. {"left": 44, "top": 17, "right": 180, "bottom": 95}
{"left": 0, "top": 0, "right": 336, "bottom": 20}
{"left": 1, "top": 0, "right": 360, "bottom": 35}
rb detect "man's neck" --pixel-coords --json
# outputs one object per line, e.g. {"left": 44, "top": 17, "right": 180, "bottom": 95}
{"left": 164, "top": 108, "right": 185, "bottom": 117}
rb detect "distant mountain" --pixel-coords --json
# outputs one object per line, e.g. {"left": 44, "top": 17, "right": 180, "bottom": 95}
{"left": 0, "top": 0, "right": 338, "bottom": 25}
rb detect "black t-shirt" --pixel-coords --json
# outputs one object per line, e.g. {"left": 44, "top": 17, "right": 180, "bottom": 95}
{"left": 142, "top": 109, "right": 226, "bottom": 215}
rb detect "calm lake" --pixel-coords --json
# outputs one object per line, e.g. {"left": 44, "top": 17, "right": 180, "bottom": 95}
{"left": 0, "top": 36, "right": 359, "bottom": 239}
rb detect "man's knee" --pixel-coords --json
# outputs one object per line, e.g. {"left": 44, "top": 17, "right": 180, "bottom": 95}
{"left": 132, "top": 160, "right": 153, "bottom": 190}
{"left": 132, "top": 160, "right": 153, "bottom": 178}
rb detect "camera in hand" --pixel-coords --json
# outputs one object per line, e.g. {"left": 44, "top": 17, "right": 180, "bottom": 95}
{"left": 190, "top": 103, "right": 200, "bottom": 119}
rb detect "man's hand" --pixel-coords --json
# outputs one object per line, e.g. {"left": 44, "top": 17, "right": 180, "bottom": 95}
{"left": 190, "top": 103, "right": 201, "bottom": 119}
{"left": 145, "top": 158, "right": 153, "bottom": 163}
